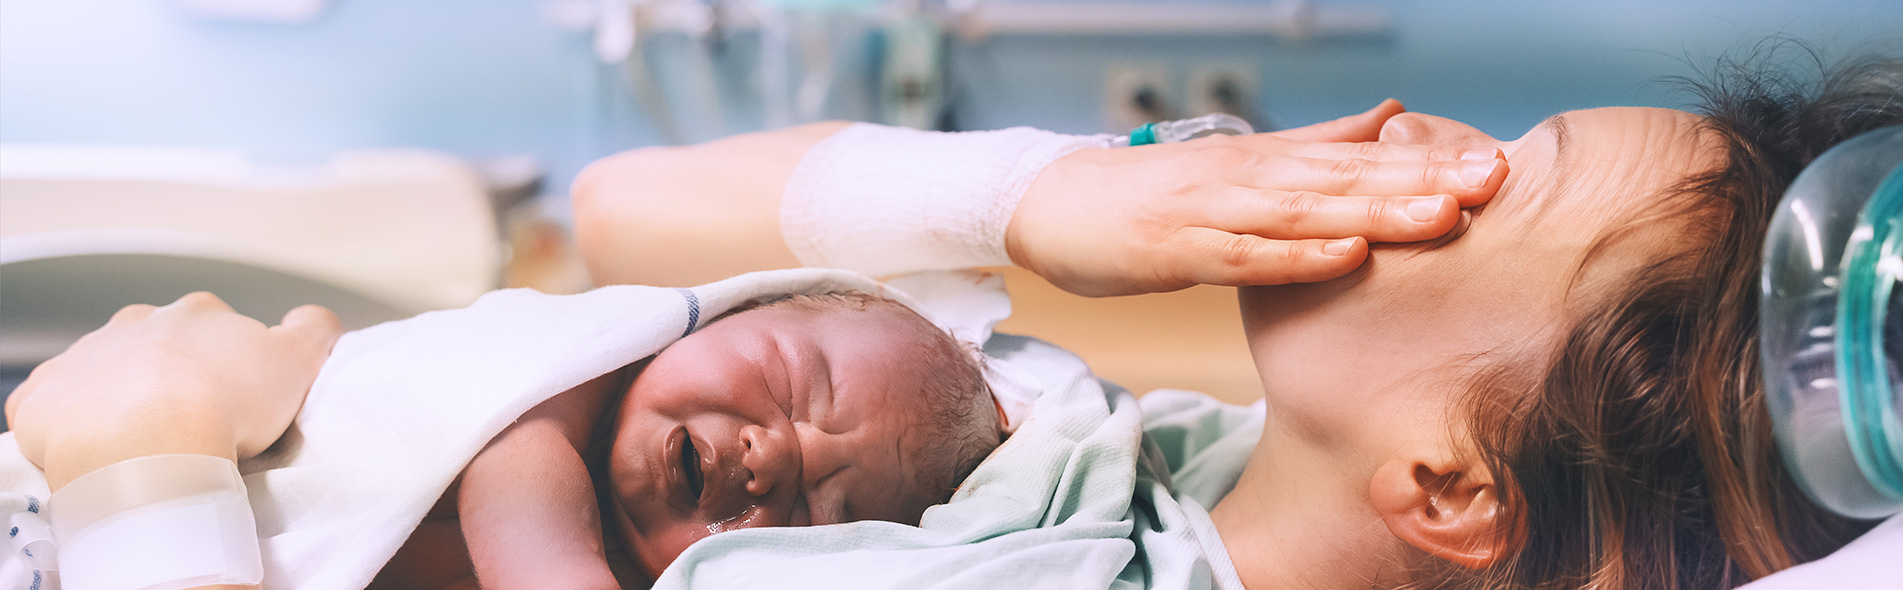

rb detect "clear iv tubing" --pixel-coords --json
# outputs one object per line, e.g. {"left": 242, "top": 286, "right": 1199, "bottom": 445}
{"left": 1110, "top": 113, "right": 1256, "bottom": 147}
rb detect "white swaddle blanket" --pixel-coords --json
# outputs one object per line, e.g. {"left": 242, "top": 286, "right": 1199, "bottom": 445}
{"left": 646, "top": 336, "right": 1248, "bottom": 590}
{"left": 0, "top": 268, "right": 1031, "bottom": 589}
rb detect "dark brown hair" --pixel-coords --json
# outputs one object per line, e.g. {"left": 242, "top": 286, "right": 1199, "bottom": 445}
{"left": 1438, "top": 42, "right": 1900, "bottom": 589}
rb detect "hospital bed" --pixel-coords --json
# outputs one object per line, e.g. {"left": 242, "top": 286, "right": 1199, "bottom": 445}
{"left": 0, "top": 129, "right": 1897, "bottom": 587}
{"left": 0, "top": 144, "right": 507, "bottom": 418}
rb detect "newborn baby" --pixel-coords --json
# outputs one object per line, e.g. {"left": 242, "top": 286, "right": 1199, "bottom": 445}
{"left": 374, "top": 291, "right": 1005, "bottom": 588}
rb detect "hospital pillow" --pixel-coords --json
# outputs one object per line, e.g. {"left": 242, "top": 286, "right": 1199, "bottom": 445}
{"left": 1736, "top": 514, "right": 1902, "bottom": 588}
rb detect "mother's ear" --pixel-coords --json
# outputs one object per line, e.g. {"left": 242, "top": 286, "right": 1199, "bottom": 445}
{"left": 1368, "top": 457, "right": 1512, "bottom": 569}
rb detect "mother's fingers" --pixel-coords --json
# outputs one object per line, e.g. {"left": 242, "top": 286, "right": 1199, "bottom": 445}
{"left": 165, "top": 291, "right": 236, "bottom": 313}
{"left": 108, "top": 303, "right": 158, "bottom": 324}
{"left": 1277, "top": 140, "right": 1499, "bottom": 166}
{"left": 1205, "top": 191, "right": 1461, "bottom": 243}
{"left": 278, "top": 304, "right": 341, "bottom": 337}
{"left": 1268, "top": 99, "right": 1405, "bottom": 143}
{"left": 1261, "top": 156, "right": 1507, "bottom": 207}
{"left": 275, "top": 304, "right": 343, "bottom": 353}
{"left": 1160, "top": 228, "right": 1367, "bottom": 287}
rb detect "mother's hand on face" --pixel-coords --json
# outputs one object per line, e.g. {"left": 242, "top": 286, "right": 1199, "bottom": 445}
{"left": 5, "top": 292, "right": 342, "bottom": 489}
{"left": 1006, "top": 99, "right": 1508, "bottom": 297}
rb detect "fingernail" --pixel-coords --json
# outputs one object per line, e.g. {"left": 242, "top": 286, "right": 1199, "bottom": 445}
{"left": 1461, "top": 160, "right": 1500, "bottom": 188}
{"left": 1323, "top": 238, "right": 1357, "bottom": 256}
{"left": 1407, "top": 197, "right": 1445, "bottom": 222}
{"left": 1461, "top": 148, "right": 1499, "bottom": 161}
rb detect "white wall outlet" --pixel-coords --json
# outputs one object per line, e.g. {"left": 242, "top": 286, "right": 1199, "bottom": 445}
{"left": 1187, "top": 63, "right": 1260, "bottom": 125}
{"left": 1103, "top": 64, "right": 1176, "bottom": 132}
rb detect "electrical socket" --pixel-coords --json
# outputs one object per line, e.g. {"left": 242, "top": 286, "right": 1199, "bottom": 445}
{"left": 1103, "top": 64, "right": 1176, "bottom": 132}
{"left": 1187, "top": 63, "right": 1260, "bottom": 126}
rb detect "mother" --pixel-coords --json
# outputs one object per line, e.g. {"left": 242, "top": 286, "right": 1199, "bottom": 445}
{"left": 574, "top": 48, "right": 1899, "bottom": 588}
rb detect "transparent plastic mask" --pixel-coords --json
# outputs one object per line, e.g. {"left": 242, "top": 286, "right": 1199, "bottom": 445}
{"left": 1761, "top": 125, "right": 1903, "bottom": 519}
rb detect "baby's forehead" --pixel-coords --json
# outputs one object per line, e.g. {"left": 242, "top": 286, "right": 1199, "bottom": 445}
{"left": 605, "top": 291, "right": 946, "bottom": 442}
{"left": 722, "top": 295, "right": 938, "bottom": 337}
{"left": 674, "top": 295, "right": 951, "bottom": 392}
{"left": 743, "top": 292, "right": 917, "bottom": 317}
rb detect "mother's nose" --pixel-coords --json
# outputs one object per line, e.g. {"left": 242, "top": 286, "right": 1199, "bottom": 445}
{"left": 1378, "top": 112, "right": 1497, "bottom": 147}
{"left": 739, "top": 424, "right": 799, "bottom": 497}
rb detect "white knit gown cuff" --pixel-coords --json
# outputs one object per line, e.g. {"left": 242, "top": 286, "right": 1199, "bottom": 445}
{"left": 781, "top": 123, "right": 1114, "bottom": 277}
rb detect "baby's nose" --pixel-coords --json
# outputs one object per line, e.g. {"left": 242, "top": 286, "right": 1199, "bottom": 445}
{"left": 738, "top": 424, "right": 799, "bottom": 497}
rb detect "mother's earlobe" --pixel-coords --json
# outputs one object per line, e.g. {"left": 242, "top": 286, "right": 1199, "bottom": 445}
{"left": 1368, "top": 457, "right": 1512, "bottom": 569}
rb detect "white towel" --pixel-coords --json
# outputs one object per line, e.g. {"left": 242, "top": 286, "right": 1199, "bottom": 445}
{"left": 1, "top": 267, "right": 1027, "bottom": 589}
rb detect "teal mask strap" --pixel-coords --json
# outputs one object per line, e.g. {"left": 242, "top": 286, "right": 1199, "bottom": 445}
{"left": 1838, "top": 160, "right": 1903, "bottom": 501}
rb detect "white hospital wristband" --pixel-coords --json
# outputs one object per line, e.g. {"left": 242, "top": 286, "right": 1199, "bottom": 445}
{"left": 781, "top": 123, "right": 1113, "bottom": 277}
{"left": 50, "top": 454, "right": 263, "bottom": 590}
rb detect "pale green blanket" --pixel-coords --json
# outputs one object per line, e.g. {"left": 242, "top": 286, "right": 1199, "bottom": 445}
{"left": 653, "top": 333, "right": 1265, "bottom": 590}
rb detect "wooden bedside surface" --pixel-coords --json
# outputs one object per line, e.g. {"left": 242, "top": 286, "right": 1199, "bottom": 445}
{"left": 511, "top": 214, "right": 1265, "bottom": 406}
{"left": 986, "top": 267, "right": 1264, "bottom": 406}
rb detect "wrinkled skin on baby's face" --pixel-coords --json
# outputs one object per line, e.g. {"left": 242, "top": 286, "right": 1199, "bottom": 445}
{"left": 605, "top": 303, "right": 952, "bottom": 577}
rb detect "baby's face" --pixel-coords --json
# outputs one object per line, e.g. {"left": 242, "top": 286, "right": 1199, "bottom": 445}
{"left": 605, "top": 301, "right": 949, "bottom": 577}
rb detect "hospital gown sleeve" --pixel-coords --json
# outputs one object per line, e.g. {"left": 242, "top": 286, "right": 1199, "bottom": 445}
{"left": 780, "top": 123, "right": 1111, "bottom": 278}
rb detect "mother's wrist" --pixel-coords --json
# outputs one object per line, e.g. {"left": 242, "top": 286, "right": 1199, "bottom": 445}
{"left": 781, "top": 123, "right": 1110, "bottom": 276}
{"left": 43, "top": 402, "right": 238, "bottom": 490}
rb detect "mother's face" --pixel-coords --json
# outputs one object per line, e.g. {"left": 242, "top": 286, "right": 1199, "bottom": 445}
{"left": 1239, "top": 107, "right": 1720, "bottom": 453}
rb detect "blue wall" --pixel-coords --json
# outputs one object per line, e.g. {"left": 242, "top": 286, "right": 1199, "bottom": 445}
{"left": 3, "top": 0, "right": 1900, "bottom": 196}
{"left": 0, "top": 0, "right": 609, "bottom": 191}
{"left": 954, "top": 0, "right": 1903, "bottom": 137}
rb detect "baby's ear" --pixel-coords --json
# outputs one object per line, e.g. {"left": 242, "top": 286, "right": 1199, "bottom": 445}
{"left": 990, "top": 395, "right": 1008, "bottom": 434}
{"left": 1368, "top": 456, "right": 1512, "bottom": 569}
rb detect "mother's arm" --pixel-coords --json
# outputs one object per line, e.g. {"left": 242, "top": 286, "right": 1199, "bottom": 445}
{"left": 572, "top": 100, "right": 1506, "bottom": 296}
{"left": 573, "top": 121, "right": 849, "bottom": 288}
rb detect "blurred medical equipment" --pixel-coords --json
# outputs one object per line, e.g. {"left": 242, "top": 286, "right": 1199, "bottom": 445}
{"left": 958, "top": 0, "right": 1388, "bottom": 38}
{"left": 0, "top": 145, "right": 501, "bottom": 370}
{"left": 549, "top": 0, "right": 1390, "bottom": 144}
{"left": 1111, "top": 112, "right": 1254, "bottom": 147}
{"left": 1762, "top": 125, "right": 1903, "bottom": 519}
{"left": 552, "top": 0, "right": 889, "bottom": 144}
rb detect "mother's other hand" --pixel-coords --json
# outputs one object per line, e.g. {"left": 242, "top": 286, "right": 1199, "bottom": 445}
{"left": 1007, "top": 99, "right": 1507, "bottom": 296}
{"left": 5, "top": 292, "right": 341, "bottom": 489}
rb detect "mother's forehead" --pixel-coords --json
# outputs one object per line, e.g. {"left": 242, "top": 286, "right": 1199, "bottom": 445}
{"left": 1546, "top": 107, "right": 1714, "bottom": 190}
{"left": 1440, "top": 107, "right": 1724, "bottom": 306}
{"left": 1508, "top": 107, "right": 1720, "bottom": 227}
{"left": 1533, "top": 108, "right": 1727, "bottom": 291}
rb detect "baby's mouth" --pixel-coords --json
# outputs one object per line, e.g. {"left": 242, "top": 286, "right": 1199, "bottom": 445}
{"left": 663, "top": 426, "right": 696, "bottom": 510}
